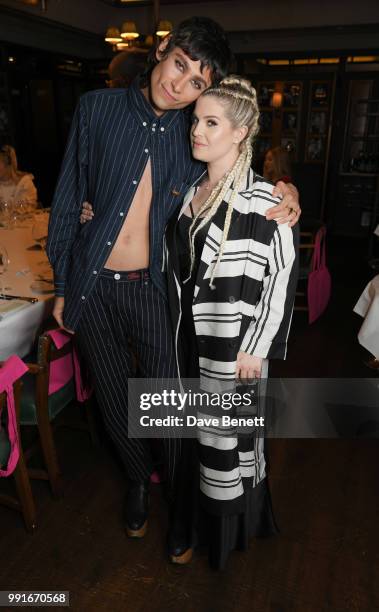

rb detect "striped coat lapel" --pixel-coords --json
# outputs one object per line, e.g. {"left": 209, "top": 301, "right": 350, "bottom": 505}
{"left": 193, "top": 169, "right": 256, "bottom": 299}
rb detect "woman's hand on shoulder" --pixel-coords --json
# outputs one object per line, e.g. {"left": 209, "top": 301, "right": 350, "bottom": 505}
{"left": 80, "top": 201, "right": 94, "bottom": 224}
{"left": 266, "top": 181, "right": 301, "bottom": 227}
{"left": 236, "top": 352, "right": 262, "bottom": 381}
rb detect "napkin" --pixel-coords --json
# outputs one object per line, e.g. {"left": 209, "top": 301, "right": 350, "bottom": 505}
{"left": 0, "top": 299, "right": 30, "bottom": 321}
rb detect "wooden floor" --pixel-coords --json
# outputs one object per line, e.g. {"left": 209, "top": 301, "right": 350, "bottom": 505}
{"left": 0, "top": 237, "right": 378, "bottom": 612}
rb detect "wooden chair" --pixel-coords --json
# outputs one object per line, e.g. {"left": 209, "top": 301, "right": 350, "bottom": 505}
{"left": 20, "top": 333, "right": 96, "bottom": 498}
{"left": 294, "top": 230, "right": 317, "bottom": 313}
{"left": 0, "top": 379, "right": 37, "bottom": 532}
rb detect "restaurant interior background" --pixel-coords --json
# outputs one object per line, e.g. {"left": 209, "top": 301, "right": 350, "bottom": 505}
{"left": 0, "top": 0, "right": 378, "bottom": 265}
{"left": 0, "top": 2, "right": 379, "bottom": 609}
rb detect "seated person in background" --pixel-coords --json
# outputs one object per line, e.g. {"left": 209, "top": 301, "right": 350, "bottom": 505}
{"left": 0, "top": 145, "right": 38, "bottom": 207}
{"left": 263, "top": 146, "right": 292, "bottom": 185}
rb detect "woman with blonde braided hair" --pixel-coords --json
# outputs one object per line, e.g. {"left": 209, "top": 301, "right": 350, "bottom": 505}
{"left": 0, "top": 145, "right": 38, "bottom": 208}
{"left": 163, "top": 75, "right": 299, "bottom": 568}
{"left": 186, "top": 77, "right": 260, "bottom": 290}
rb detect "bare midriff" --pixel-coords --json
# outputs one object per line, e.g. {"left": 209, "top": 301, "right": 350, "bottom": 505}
{"left": 105, "top": 159, "right": 152, "bottom": 271}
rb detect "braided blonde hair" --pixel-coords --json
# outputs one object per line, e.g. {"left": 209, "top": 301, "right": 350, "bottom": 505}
{"left": 0, "top": 145, "right": 27, "bottom": 182}
{"left": 188, "top": 76, "right": 260, "bottom": 288}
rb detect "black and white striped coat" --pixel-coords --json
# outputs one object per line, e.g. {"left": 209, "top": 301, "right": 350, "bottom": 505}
{"left": 165, "top": 168, "right": 299, "bottom": 512}
{"left": 166, "top": 168, "right": 299, "bottom": 388}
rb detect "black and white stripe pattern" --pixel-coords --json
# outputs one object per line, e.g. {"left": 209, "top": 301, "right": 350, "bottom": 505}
{"left": 165, "top": 169, "right": 298, "bottom": 511}
{"left": 196, "top": 362, "right": 268, "bottom": 511}
{"left": 167, "top": 169, "right": 299, "bottom": 387}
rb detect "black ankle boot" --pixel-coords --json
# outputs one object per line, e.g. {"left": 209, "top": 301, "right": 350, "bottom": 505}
{"left": 125, "top": 479, "right": 149, "bottom": 538}
{"left": 167, "top": 520, "right": 193, "bottom": 564}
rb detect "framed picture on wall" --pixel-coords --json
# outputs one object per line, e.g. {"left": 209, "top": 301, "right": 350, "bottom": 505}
{"left": 260, "top": 110, "right": 273, "bottom": 134}
{"left": 309, "top": 111, "right": 328, "bottom": 135}
{"left": 305, "top": 137, "right": 326, "bottom": 162}
{"left": 282, "top": 82, "right": 302, "bottom": 161}
{"left": 283, "top": 82, "right": 301, "bottom": 108}
{"left": 305, "top": 79, "right": 333, "bottom": 162}
{"left": 257, "top": 82, "right": 275, "bottom": 107}
{"left": 281, "top": 137, "right": 296, "bottom": 153}
{"left": 311, "top": 82, "right": 329, "bottom": 107}
{"left": 282, "top": 111, "right": 298, "bottom": 133}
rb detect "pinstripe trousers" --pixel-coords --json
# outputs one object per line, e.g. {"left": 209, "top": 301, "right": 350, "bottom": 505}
{"left": 76, "top": 268, "right": 180, "bottom": 492}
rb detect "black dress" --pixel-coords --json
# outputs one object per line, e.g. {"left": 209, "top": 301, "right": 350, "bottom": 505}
{"left": 174, "top": 205, "right": 279, "bottom": 570}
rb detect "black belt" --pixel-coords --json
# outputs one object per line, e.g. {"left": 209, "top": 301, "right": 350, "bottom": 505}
{"left": 100, "top": 268, "right": 150, "bottom": 281}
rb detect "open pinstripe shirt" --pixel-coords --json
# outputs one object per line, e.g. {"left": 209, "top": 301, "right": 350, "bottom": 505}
{"left": 47, "top": 78, "right": 204, "bottom": 330}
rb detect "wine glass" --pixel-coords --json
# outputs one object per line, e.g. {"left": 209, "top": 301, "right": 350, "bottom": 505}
{"left": 14, "top": 199, "right": 28, "bottom": 226}
{"left": 0, "top": 198, "right": 14, "bottom": 229}
{"left": 0, "top": 245, "right": 9, "bottom": 296}
{"left": 8, "top": 202, "right": 20, "bottom": 229}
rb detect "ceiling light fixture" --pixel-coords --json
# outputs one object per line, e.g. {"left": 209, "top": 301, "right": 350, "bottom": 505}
{"left": 156, "top": 20, "right": 172, "bottom": 37}
{"left": 121, "top": 21, "right": 139, "bottom": 41}
{"left": 116, "top": 42, "right": 131, "bottom": 51}
{"left": 105, "top": 27, "right": 122, "bottom": 44}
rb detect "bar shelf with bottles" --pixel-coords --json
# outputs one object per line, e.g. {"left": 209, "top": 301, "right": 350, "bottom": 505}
{"left": 348, "top": 99, "right": 379, "bottom": 175}
{"left": 338, "top": 81, "right": 379, "bottom": 242}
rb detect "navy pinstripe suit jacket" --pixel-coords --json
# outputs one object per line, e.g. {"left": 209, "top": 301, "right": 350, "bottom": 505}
{"left": 47, "top": 79, "right": 204, "bottom": 330}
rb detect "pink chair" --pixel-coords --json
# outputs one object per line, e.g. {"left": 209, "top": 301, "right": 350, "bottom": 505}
{"left": 20, "top": 330, "right": 94, "bottom": 498}
{"left": 0, "top": 355, "right": 37, "bottom": 531}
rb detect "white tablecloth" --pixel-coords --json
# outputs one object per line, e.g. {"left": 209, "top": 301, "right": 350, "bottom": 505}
{"left": 353, "top": 275, "right": 379, "bottom": 359}
{"left": 0, "top": 216, "right": 54, "bottom": 360}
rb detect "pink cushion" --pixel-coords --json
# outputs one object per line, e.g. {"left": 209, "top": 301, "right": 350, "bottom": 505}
{"left": 0, "top": 355, "right": 28, "bottom": 477}
{"left": 46, "top": 329, "right": 92, "bottom": 402}
{"left": 46, "top": 330, "right": 74, "bottom": 395}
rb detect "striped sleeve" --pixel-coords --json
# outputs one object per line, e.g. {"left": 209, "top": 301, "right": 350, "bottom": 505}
{"left": 240, "top": 223, "right": 299, "bottom": 359}
{"left": 46, "top": 97, "right": 89, "bottom": 296}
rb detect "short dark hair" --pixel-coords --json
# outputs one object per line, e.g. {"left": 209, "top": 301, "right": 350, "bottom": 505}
{"left": 147, "top": 17, "right": 233, "bottom": 85}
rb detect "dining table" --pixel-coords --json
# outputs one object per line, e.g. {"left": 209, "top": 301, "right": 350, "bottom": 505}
{"left": 0, "top": 211, "right": 54, "bottom": 361}
{"left": 353, "top": 274, "right": 379, "bottom": 360}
